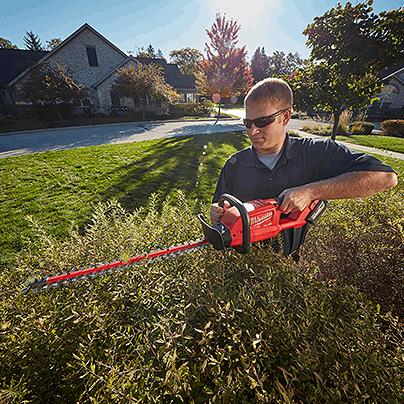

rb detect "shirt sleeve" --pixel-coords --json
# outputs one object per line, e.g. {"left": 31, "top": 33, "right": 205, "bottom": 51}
{"left": 320, "top": 140, "right": 396, "bottom": 179}
{"left": 212, "top": 159, "right": 234, "bottom": 203}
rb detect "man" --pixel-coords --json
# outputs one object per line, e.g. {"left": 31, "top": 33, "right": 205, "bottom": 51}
{"left": 210, "top": 78, "right": 398, "bottom": 258}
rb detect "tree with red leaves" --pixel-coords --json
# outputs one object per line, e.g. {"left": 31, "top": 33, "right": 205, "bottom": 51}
{"left": 197, "top": 14, "right": 253, "bottom": 121}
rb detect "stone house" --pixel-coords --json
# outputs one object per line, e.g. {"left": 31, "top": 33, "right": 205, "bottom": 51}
{"left": 0, "top": 23, "right": 198, "bottom": 115}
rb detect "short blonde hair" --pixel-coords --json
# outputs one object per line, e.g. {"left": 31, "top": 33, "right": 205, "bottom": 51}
{"left": 244, "top": 78, "right": 293, "bottom": 109}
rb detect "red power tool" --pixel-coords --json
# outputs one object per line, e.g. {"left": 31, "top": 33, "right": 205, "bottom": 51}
{"left": 198, "top": 194, "right": 326, "bottom": 254}
{"left": 23, "top": 194, "right": 326, "bottom": 292}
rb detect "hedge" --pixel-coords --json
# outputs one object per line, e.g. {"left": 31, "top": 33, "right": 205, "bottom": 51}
{"left": 0, "top": 191, "right": 402, "bottom": 402}
{"left": 381, "top": 120, "right": 404, "bottom": 138}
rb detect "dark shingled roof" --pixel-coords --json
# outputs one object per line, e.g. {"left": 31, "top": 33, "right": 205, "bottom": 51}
{"left": 380, "top": 63, "right": 404, "bottom": 80}
{"left": 0, "top": 49, "right": 49, "bottom": 87}
{"left": 135, "top": 57, "right": 196, "bottom": 90}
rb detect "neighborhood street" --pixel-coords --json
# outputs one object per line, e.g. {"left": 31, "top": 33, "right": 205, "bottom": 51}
{"left": 0, "top": 112, "right": 402, "bottom": 160}
{"left": 0, "top": 116, "right": 314, "bottom": 158}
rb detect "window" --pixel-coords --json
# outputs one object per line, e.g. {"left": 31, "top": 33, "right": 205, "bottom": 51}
{"left": 110, "top": 91, "right": 121, "bottom": 107}
{"left": 86, "top": 46, "right": 98, "bottom": 67}
{"left": 186, "top": 93, "right": 197, "bottom": 103}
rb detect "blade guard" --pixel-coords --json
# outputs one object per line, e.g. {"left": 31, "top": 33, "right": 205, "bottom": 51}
{"left": 198, "top": 194, "right": 251, "bottom": 254}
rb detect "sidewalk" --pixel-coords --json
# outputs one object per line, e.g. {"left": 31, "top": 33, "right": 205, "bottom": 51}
{"left": 295, "top": 130, "right": 404, "bottom": 161}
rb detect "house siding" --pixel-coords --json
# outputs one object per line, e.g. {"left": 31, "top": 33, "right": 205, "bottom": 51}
{"left": 46, "top": 28, "right": 126, "bottom": 88}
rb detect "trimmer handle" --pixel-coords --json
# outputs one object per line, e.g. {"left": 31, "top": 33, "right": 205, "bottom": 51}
{"left": 218, "top": 194, "right": 250, "bottom": 254}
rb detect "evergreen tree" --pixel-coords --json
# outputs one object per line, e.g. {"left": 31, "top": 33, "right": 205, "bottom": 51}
{"left": 250, "top": 47, "right": 269, "bottom": 83}
{"left": 23, "top": 31, "right": 43, "bottom": 51}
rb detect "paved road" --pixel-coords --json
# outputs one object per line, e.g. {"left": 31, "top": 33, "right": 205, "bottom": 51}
{"left": 1, "top": 114, "right": 402, "bottom": 161}
{"left": 0, "top": 116, "right": 311, "bottom": 158}
{"left": 0, "top": 119, "right": 244, "bottom": 158}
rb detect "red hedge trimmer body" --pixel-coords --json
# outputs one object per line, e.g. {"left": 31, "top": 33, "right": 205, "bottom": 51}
{"left": 23, "top": 194, "right": 326, "bottom": 293}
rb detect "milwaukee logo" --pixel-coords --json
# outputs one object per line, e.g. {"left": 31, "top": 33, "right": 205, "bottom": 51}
{"left": 251, "top": 212, "right": 273, "bottom": 226}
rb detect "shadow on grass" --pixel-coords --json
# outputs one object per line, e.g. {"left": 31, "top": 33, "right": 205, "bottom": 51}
{"left": 100, "top": 132, "right": 248, "bottom": 211}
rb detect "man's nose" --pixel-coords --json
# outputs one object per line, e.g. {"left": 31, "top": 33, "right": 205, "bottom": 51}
{"left": 249, "top": 123, "right": 261, "bottom": 134}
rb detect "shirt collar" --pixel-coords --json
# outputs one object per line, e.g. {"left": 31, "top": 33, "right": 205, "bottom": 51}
{"left": 245, "top": 134, "right": 300, "bottom": 167}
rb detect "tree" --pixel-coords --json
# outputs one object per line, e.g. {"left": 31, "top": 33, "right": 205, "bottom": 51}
{"left": 45, "top": 38, "right": 62, "bottom": 51}
{"left": 250, "top": 47, "right": 269, "bottom": 83}
{"left": 169, "top": 47, "right": 203, "bottom": 75}
{"left": 23, "top": 31, "right": 44, "bottom": 51}
{"left": 197, "top": 14, "right": 253, "bottom": 120}
{"left": 15, "top": 62, "right": 86, "bottom": 120}
{"left": 112, "top": 63, "right": 179, "bottom": 120}
{"left": 136, "top": 44, "right": 164, "bottom": 58}
{"left": 267, "top": 51, "right": 304, "bottom": 77}
{"left": 301, "top": 0, "right": 404, "bottom": 138}
{"left": 0, "top": 37, "right": 18, "bottom": 49}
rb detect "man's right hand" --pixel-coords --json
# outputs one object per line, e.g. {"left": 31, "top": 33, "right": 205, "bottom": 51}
{"left": 210, "top": 201, "right": 230, "bottom": 223}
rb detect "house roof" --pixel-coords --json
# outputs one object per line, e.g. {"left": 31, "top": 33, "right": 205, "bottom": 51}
{"left": 8, "top": 23, "right": 128, "bottom": 87}
{"left": 381, "top": 63, "right": 404, "bottom": 81}
{"left": 91, "top": 56, "right": 138, "bottom": 88}
{"left": 4, "top": 23, "right": 196, "bottom": 92}
{"left": 93, "top": 57, "right": 196, "bottom": 90}
{"left": 135, "top": 57, "right": 196, "bottom": 89}
{"left": 0, "top": 49, "right": 49, "bottom": 87}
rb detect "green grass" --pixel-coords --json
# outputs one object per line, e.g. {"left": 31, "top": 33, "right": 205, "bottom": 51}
{"left": 0, "top": 132, "right": 249, "bottom": 268}
{"left": 337, "top": 134, "right": 404, "bottom": 154}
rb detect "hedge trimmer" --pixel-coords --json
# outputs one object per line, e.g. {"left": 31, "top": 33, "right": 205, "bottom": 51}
{"left": 23, "top": 194, "right": 326, "bottom": 293}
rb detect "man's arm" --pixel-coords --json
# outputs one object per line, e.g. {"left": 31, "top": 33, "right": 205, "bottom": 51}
{"left": 278, "top": 171, "right": 398, "bottom": 214}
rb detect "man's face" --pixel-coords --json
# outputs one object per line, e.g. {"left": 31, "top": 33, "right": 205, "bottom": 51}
{"left": 245, "top": 100, "right": 291, "bottom": 154}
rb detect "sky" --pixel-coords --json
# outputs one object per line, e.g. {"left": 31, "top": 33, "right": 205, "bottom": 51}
{"left": 1, "top": 0, "right": 403, "bottom": 60}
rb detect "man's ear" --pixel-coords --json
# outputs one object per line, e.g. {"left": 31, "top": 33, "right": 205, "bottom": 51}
{"left": 282, "top": 109, "right": 292, "bottom": 126}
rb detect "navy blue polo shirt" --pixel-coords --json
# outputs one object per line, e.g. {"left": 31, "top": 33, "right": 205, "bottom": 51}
{"left": 213, "top": 134, "right": 395, "bottom": 203}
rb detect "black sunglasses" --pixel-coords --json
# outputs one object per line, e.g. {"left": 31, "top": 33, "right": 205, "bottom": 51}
{"left": 243, "top": 108, "right": 290, "bottom": 129}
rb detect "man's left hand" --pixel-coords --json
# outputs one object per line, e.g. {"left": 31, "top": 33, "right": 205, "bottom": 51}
{"left": 278, "top": 185, "right": 314, "bottom": 214}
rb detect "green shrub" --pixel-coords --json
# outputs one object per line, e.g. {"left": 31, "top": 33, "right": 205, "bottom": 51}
{"left": 304, "top": 188, "right": 403, "bottom": 318}
{"left": 349, "top": 121, "right": 374, "bottom": 135}
{"left": 0, "top": 191, "right": 402, "bottom": 402}
{"left": 169, "top": 102, "right": 212, "bottom": 118}
{"left": 301, "top": 122, "right": 332, "bottom": 135}
{"left": 381, "top": 119, "right": 404, "bottom": 138}
{"left": 336, "top": 109, "right": 352, "bottom": 135}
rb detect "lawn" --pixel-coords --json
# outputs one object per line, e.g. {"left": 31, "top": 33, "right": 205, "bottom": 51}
{"left": 0, "top": 132, "right": 249, "bottom": 267}
{"left": 337, "top": 134, "right": 404, "bottom": 154}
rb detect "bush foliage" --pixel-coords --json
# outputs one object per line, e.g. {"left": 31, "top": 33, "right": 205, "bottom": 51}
{"left": 381, "top": 119, "right": 404, "bottom": 138}
{"left": 169, "top": 102, "right": 213, "bottom": 118}
{"left": 1, "top": 191, "right": 402, "bottom": 402}
{"left": 349, "top": 121, "right": 374, "bottom": 135}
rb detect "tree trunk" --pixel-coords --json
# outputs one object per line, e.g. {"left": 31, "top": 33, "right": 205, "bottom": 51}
{"left": 214, "top": 102, "right": 221, "bottom": 125}
{"left": 331, "top": 108, "right": 341, "bottom": 141}
{"left": 56, "top": 106, "right": 63, "bottom": 122}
